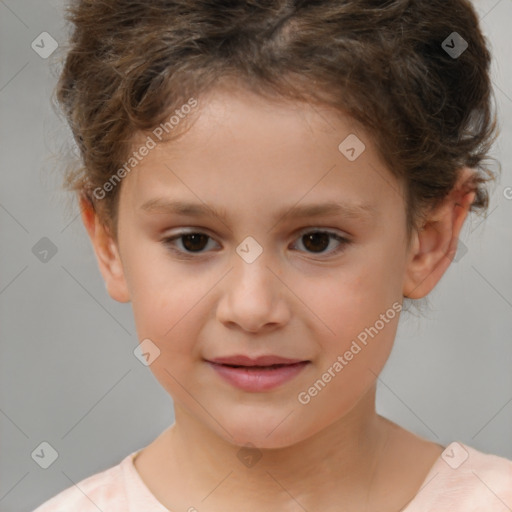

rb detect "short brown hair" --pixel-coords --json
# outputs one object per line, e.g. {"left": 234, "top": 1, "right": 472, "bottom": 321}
{"left": 55, "top": 0, "right": 499, "bottom": 250}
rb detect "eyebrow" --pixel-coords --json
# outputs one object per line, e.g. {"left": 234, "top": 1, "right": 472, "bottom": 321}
{"left": 140, "top": 198, "right": 377, "bottom": 224}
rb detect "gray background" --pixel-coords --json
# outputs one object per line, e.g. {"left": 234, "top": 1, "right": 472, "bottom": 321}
{"left": 1, "top": 1, "right": 511, "bottom": 510}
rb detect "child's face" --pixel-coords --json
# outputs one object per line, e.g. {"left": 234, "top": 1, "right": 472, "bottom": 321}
{"left": 95, "top": 85, "right": 422, "bottom": 447}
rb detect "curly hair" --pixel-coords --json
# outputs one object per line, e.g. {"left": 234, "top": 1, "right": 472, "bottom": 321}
{"left": 55, "top": 0, "right": 499, "bottom": 255}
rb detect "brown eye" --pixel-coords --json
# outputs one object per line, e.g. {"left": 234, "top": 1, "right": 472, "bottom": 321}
{"left": 292, "top": 230, "right": 350, "bottom": 257}
{"left": 301, "top": 232, "right": 331, "bottom": 253}
{"left": 162, "top": 232, "right": 218, "bottom": 257}
{"left": 179, "top": 233, "right": 210, "bottom": 252}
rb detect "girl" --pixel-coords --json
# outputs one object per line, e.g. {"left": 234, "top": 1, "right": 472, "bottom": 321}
{"left": 34, "top": 0, "right": 512, "bottom": 510}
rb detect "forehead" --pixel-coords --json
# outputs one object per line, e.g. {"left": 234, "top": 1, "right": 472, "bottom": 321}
{"left": 123, "top": 86, "right": 405, "bottom": 225}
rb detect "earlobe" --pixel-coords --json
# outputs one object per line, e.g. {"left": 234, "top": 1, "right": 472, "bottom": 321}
{"left": 79, "top": 195, "right": 131, "bottom": 303}
{"left": 402, "top": 172, "right": 476, "bottom": 300}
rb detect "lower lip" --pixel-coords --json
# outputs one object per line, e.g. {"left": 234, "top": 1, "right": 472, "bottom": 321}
{"left": 207, "top": 361, "right": 309, "bottom": 392}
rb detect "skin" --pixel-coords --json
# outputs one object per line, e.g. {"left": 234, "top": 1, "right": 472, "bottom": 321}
{"left": 81, "top": 82, "right": 476, "bottom": 512}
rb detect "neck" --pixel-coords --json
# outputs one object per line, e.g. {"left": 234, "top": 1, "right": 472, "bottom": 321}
{"left": 160, "top": 386, "right": 392, "bottom": 511}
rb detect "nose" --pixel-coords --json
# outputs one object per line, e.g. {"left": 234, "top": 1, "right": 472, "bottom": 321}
{"left": 215, "top": 252, "right": 291, "bottom": 334}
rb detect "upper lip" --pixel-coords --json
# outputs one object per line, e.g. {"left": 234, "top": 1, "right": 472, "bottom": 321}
{"left": 207, "top": 355, "right": 308, "bottom": 366}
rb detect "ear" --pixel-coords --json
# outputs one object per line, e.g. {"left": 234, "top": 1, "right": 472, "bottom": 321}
{"left": 79, "top": 195, "right": 131, "bottom": 303}
{"left": 403, "top": 168, "right": 476, "bottom": 299}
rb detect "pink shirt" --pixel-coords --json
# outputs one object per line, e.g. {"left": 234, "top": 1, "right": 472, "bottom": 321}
{"left": 32, "top": 441, "right": 512, "bottom": 511}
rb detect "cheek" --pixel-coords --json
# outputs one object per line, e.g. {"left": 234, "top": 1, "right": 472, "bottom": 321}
{"left": 295, "top": 273, "right": 400, "bottom": 418}
{"left": 125, "top": 251, "right": 215, "bottom": 368}
{"left": 120, "top": 236, "right": 187, "bottom": 332}
{"left": 128, "top": 275, "right": 208, "bottom": 399}
{"left": 298, "top": 257, "right": 397, "bottom": 328}
{"left": 130, "top": 277, "right": 200, "bottom": 342}
{"left": 298, "top": 252, "right": 402, "bottom": 370}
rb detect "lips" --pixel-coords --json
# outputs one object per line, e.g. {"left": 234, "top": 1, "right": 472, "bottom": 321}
{"left": 207, "top": 354, "right": 308, "bottom": 367}
{"left": 205, "top": 354, "right": 310, "bottom": 392}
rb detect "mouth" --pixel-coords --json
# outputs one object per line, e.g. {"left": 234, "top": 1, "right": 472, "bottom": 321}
{"left": 207, "top": 354, "right": 309, "bottom": 367}
{"left": 204, "top": 355, "right": 311, "bottom": 392}
{"left": 213, "top": 363, "right": 302, "bottom": 369}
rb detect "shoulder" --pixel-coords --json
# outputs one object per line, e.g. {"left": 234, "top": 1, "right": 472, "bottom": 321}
{"left": 32, "top": 453, "right": 134, "bottom": 512}
{"left": 408, "top": 441, "right": 512, "bottom": 511}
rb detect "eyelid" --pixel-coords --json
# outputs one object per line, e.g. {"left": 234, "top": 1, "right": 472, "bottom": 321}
{"left": 294, "top": 226, "right": 350, "bottom": 239}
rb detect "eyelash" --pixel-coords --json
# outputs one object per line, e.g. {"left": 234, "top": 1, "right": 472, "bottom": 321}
{"left": 161, "top": 229, "right": 351, "bottom": 260}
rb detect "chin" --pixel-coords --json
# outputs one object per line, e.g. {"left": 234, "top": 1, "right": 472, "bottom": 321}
{"left": 216, "top": 415, "right": 310, "bottom": 450}
{"left": 229, "top": 431, "right": 301, "bottom": 450}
